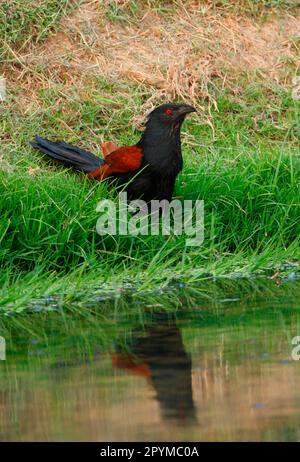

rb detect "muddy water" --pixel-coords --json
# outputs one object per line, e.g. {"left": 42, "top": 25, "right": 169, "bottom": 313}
{"left": 1, "top": 279, "right": 300, "bottom": 441}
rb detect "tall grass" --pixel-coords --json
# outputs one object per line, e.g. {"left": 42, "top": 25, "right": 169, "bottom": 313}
{"left": 1, "top": 135, "right": 300, "bottom": 311}
{"left": 2, "top": 142, "right": 300, "bottom": 270}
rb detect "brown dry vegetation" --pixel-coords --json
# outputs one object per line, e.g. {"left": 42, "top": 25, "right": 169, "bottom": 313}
{"left": 3, "top": 0, "right": 300, "bottom": 122}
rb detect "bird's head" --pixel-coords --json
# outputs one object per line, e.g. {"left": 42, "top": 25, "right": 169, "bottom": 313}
{"left": 139, "top": 102, "right": 196, "bottom": 171}
{"left": 147, "top": 103, "right": 196, "bottom": 127}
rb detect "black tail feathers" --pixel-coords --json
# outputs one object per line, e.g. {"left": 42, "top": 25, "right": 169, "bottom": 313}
{"left": 31, "top": 136, "right": 103, "bottom": 173}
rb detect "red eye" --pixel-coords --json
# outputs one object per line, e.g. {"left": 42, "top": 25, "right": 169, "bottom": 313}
{"left": 165, "top": 108, "right": 172, "bottom": 115}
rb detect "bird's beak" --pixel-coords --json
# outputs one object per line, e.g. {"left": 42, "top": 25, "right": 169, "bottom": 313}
{"left": 177, "top": 105, "right": 197, "bottom": 117}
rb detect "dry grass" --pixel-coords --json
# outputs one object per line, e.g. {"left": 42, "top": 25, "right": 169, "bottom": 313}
{"left": 2, "top": 0, "right": 300, "bottom": 123}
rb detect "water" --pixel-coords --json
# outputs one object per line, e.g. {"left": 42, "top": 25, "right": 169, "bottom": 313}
{"left": 1, "top": 279, "right": 300, "bottom": 441}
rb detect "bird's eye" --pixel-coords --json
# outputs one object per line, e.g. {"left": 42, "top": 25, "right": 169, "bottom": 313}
{"left": 165, "top": 108, "right": 172, "bottom": 116}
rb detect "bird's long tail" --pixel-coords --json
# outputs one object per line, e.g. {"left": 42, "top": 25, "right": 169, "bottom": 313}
{"left": 31, "top": 136, "right": 104, "bottom": 173}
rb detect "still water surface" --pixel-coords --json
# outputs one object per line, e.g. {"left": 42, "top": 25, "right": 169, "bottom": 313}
{"left": 1, "top": 279, "right": 300, "bottom": 441}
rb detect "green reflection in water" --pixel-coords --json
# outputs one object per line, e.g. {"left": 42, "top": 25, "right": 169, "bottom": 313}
{"left": 1, "top": 278, "right": 300, "bottom": 441}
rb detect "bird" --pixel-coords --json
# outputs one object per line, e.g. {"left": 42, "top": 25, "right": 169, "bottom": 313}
{"left": 112, "top": 314, "right": 197, "bottom": 423}
{"left": 31, "top": 103, "right": 196, "bottom": 202}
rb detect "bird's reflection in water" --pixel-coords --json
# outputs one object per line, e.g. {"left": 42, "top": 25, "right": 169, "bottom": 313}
{"left": 112, "top": 314, "right": 197, "bottom": 424}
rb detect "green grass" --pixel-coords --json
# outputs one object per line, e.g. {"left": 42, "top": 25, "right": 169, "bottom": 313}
{"left": 1, "top": 78, "right": 300, "bottom": 312}
{"left": 1, "top": 1, "right": 300, "bottom": 312}
{"left": 0, "top": 0, "right": 79, "bottom": 58}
